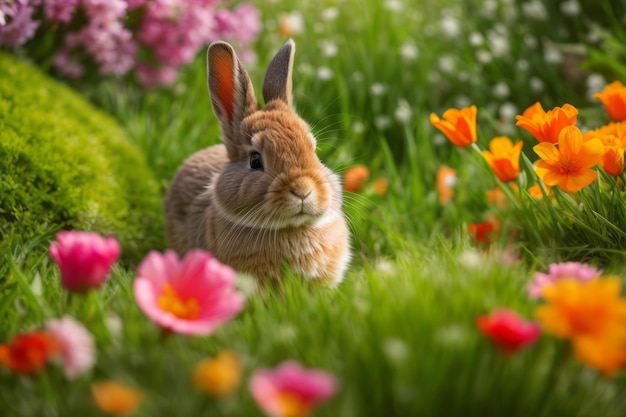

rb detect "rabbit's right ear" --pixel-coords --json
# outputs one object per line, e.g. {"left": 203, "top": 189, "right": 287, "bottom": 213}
{"left": 207, "top": 42, "right": 258, "bottom": 155}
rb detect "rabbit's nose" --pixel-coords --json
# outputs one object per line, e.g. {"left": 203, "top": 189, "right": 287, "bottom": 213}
{"left": 290, "top": 178, "right": 314, "bottom": 200}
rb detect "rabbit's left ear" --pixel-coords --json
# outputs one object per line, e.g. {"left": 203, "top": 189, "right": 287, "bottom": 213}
{"left": 262, "top": 39, "right": 295, "bottom": 107}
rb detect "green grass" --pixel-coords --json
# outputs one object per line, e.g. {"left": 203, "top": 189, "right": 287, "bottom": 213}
{"left": 3, "top": 0, "right": 626, "bottom": 415}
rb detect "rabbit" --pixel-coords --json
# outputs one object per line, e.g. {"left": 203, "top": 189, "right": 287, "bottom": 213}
{"left": 164, "top": 40, "right": 351, "bottom": 286}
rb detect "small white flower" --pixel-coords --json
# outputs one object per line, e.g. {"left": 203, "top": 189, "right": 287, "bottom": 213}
{"left": 316, "top": 66, "right": 334, "bottom": 80}
{"left": 319, "top": 40, "right": 338, "bottom": 57}
{"left": 352, "top": 121, "right": 365, "bottom": 134}
{"left": 384, "top": 0, "right": 404, "bottom": 12}
{"left": 370, "top": 83, "right": 386, "bottom": 96}
{"left": 499, "top": 102, "right": 518, "bottom": 121}
{"left": 480, "top": 0, "right": 498, "bottom": 19}
{"left": 528, "top": 77, "right": 544, "bottom": 93}
{"left": 375, "top": 258, "right": 396, "bottom": 275}
{"left": 105, "top": 314, "right": 124, "bottom": 340}
{"left": 400, "top": 42, "right": 419, "bottom": 61}
{"left": 320, "top": 7, "right": 339, "bottom": 21}
{"left": 524, "top": 35, "right": 538, "bottom": 48}
{"left": 351, "top": 71, "right": 364, "bottom": 82}
{"left": 492, "top": 81, "right": 510, "bottom": 99}
{"left": 488, "top": 33, "right": 509, "bottom": 57}
{"left": 522, "top": 0, "right": 547, "bottom": 20}
{"left": 374, "top": 115, "right": 391, "bottom": 129}
{"left": 440, "top": 15, "right": 461, "bottom": 39}
{"left": 517, "top": 59, "right": 529, "bottom": 71}
{"left": 437, "top": 55, "right": 456, "bottom": 74}
{"left": 560, "top": 0, "right": 580, "bottom": 16}
{"left": 458, "top": 249, "right": 483, "bottom": 269}
{"left": 586, "top": 73, "right": 606, "bottom": 100}
{"left": 394, "top": 99, "right": 413, "bottom": 124}
{"left": 543, "top": 45, "right": 563, "bottom": 64}
{"left": 469, "top": 32, "right": 484, "bottom": 47}
{"left": 382, "top": 338, "right": 409, "bottom": 364}
{"left": 455, "top": 95, "right": 472, "bottom": 108}
{"left": 475, "top": 50, "right": 492, "bottom": 64}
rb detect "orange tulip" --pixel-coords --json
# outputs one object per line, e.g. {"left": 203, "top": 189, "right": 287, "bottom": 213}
{"left": 534, "top": 126, "right": 604, "bottom": 193}
{"left": 515, "top": 102, "right": 578, "bottom": 143}
{"left": 482, "top": 136, "right": 523, "bottom": 182}
{"left": 429, "top": 105, "right": 477, "bottom": 147}
{"left": 593, "top": 81, "right": 626, "bottom": 121}
{"left": 436, "top": 166, "right": 456, "bottom": 204}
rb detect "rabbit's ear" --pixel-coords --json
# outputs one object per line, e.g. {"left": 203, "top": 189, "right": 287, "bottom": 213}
{"left": 208, "top": 42, "right": 258, "bottom": 152}
{"left": 262, "top": 39, "right": 295, "bottom": 107}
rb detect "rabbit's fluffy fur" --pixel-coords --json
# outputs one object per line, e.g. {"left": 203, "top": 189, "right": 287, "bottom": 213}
{"left": 164, "top": 40, "right": 351, "bottom": 285}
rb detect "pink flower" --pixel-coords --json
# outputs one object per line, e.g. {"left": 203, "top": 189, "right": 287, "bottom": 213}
{"left": 528, "top": 262, "right": 602, "bottom": 299}
{"left": 133, "top": 249, "right": 245, "bottom": 335}
{"left": 50, "top": 231, "right": 121, "bottom": 293}
{"left": 0, "top": 1, "right": 39, "bottom": 47}
{"left": 135, "top": 62, "right": 178, "bottom": 88}
{"left": 249, "top": 361, "right": 339, "bottom": 417}
{"left": 43, "top": 0, "right": 79, "bottom": 23}
{"left": 476, "top": 309, "right": 540, "bottom": 353}
{"left": 46, "top": 316, "right": 96, "bottom": 379}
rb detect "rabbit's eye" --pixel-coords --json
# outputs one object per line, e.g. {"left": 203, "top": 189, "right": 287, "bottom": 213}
{"left": 250, "top": 152, "right": 263, "bottom": 170}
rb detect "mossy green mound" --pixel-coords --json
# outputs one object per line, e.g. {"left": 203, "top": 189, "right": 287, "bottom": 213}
{"left": 0, "top": 53, "right": 164, "bottom": 262}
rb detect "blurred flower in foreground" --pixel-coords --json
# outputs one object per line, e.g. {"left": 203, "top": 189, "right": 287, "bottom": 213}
{"left": 249, "top": 360, "right": 339, "bottom": 417}
{"left": 429, "top": 105, "right": 478, "bottom": 147}
{"left": 593, "top": 81, "right": 626, "bottom": 121}
{"left": 476, "top": 309, "right": 540, "bottom": 353}
{"left": 193, "top": 350, "right": 242, "bottom": 397}
{"left": 92, "top": 380, "right": 143, "bottom": 416}
{"left": 46, "top": 316, "right": 95, "bottom": 379}
{"left": 436, "top": 166, "right": 457, "bottom": 204}
{"left": 343, "top": 165, "right": 370, "bottom": 193}
{"left": 528, "top": 262, "right": 602, "bottom": 299}
{"left": 534, "top": 126, "right": 603, "bottom": 193}
{"left": 536, "top": 278, "right": 626, "bottom": 375}
{"left": 515, "top": 102, "right": 578, "bottom": 143}
{"left": 133, "top": 249, "right": 245, "bottom": 336}
{"left": 0, "top": 331, "right": 59, "bottom": 374}
{"left": 278, "top": 11, "right": 304, "bottom": 37}
{"left": 468, "top": 218, "right": 497, "bottom": 243}
{"left": 482, "top": 136, "right": 523, "bottom": 182}
{"left": 49, "top": 231, "right": 120, "bottom": 293}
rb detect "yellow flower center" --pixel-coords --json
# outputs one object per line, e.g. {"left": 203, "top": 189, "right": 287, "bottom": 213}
{"left": 278, "top": 392, "right": 312, "bottom": 417}
{"left": 158, "top": 284, "right": 200, "bottom": 320}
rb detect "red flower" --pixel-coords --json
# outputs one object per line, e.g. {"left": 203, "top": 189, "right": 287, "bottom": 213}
{"left": 0, "top": 331, "right": 60, "bottom": 374}
{"left": 468, "top": 220, "right": 496, "bottom": 243}
{"left": 476, "top": 309, "right": 540, "bottom": 353}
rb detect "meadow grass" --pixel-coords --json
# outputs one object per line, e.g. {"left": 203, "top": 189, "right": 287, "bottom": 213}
{"left": 3, "top": 0, "right": 626, "bottom": 416}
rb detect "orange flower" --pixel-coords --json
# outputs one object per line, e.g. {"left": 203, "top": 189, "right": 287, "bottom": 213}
{"left": 482, "top": 136, "right": 523, "bottom": 182}
{"left": 343, "top": 165, "right": 370, "bottom": 193}
{"left": 593, "top": 81, "right": 626, "bottom": 121}
{"left": 515, "top": 102, "right": 578, "bottom": 143}
{"left": 429, "top": 105, "right": 477, "bottom": 147}
{"left": 533, "top": 126, "right": 604, "bottom": 193}
{"left": 0, "top": 331, "right": 59, "bottom": 374}
{"left": 536, "top": 278, "right": 626, "bottom": 375}
{"left": 92, "top": 381, "right": 143, "bottom": 416}
{"left": 372, "top": 178, "right": 388, "bottom": 196}
{"left": 436, "top": 166, "right": 456, "bottom": 204}
{"left": 193, "top": 351, "right": 242, "bottom": 397}
{"left": 486, "top": 184, "right": 519, "bottom": 209}
{"left": 584, "top": 124, "right": 626, "bottom": 177}
{"left": 468, "top": 216, "right": 500, "bottom": 243}
{"left": 527, "top": 183, "right": 552, "bottom": 200}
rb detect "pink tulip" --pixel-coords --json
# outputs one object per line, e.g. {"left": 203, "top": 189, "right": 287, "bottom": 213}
{"left": 133, "top": 250, "right": 245, "bottom": 335}
{"left": 249, "top": 361, "right": 339, "bottom": 417}
{"left": 50, "top": 231, "right": 120, "bottom": 292}
{"left": 528, "top": 262, "right": 602, "bottom": 299}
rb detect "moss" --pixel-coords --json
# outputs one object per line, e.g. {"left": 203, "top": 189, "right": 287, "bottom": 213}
{"left": 0, "top": 52, "right": 164, "bottom": 263}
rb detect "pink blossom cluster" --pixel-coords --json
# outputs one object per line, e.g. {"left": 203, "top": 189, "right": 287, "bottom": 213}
{"left": 0, "top": 0, "right": 261, "bottom": 87}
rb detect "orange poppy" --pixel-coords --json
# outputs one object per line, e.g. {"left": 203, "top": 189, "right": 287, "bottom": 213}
{"left": 482, "top": 136, "right": 523, "bottom": 182}
{"left": 343, "top": 165, "right": 370, "bottom": 193}
{"left": 429, "top": 105, "right": 477, "bottom": 147}
{"left": 515, "top": 102, "right": 578, "bottom": 143}
{"left": 533, "top": 126, "right": 604, "bottom": 193}
{"left": 593, "top": 81, "right": 626, "bottom": 121}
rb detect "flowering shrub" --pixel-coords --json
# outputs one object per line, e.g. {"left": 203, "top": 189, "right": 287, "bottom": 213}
{"left": 0, "top": 0, "right": 261, "bottom": 88}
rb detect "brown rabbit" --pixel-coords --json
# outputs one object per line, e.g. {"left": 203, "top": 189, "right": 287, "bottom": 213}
{"left": 164, "top": 40, "right": 351, "bottom": 285}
